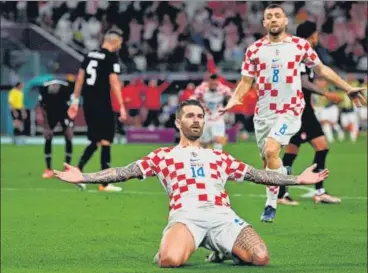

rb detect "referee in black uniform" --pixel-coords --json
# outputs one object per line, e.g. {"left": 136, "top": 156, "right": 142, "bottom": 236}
{"left": 67, "top": 28, "right": 127, "bottom": 192}
{"left": 278, "top": 21, "right": 343, "bottom": 205}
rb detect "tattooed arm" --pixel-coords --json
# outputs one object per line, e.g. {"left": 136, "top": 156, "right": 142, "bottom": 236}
{"left": 54, "top": 162, "right": 145, "bottom": 184}
{"left": 82, "top": 163, "right": 143, "bottom": 184}
{"left": 243, "top": 164, "right": 328, "bottom": 186}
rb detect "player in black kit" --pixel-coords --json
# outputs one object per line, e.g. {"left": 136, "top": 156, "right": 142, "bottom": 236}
{"left": 39, "top": 78, "right": 74, "bottom": 179}
{"left": 67, "top": 28, "right": 127, "bottom": 192}
{"left": 278, "top": 21, "right": 344, "bottom": 205}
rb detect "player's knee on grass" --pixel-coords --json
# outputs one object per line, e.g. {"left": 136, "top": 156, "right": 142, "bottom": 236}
{"left": 232, "top": 226, "right": 269, "bottom": 266}
{"left": 158, "top": 223, "right": 195, "bottom": 268}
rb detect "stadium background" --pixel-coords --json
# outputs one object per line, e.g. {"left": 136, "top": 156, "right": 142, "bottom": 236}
{"left": 1, "top": 1, "right": 367, "bottom": 273}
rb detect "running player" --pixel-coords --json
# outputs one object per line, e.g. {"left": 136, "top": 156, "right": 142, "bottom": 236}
{"left": 192, "top": 73, "right": 232, "bottom": 151}
{"left": 54, "top": 99, "right": 328, "bottom": 268}
{"left": 68, "top": 28, "right": 127, "bottom": 192}
{"left": 219, "top": 4, "right": 366, "bottom": 222}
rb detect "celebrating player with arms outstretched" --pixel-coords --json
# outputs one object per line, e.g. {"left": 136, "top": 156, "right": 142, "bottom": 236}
{"left": 219, "top": 4, "right": 366, "bottom": 223}
{"left": 54, "top": 99, "right": 328, "bottom": 268}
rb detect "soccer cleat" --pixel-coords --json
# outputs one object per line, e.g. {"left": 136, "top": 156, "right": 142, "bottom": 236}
{"left": 261, "top": 205, "right": 276, "bottom": 223}
{"left": 314, "top": 193, "right": 341, "bottom": 204}
{"left": 277, "top": 196, "right": 300, "bottom": 206}
{"left": 153, "top": 252, "right": 159, "bottom": 264}
{"left": 42, "top": 169, "right": 54, "bottom": 179}
{"left": 98, "top": 184, "right": 122, "bottom": 192}
{"left": 75, "top": 183, "right": 87, "bottom": 191}
{"left": 205, "top": 251, "right": 230, "bottom": 263}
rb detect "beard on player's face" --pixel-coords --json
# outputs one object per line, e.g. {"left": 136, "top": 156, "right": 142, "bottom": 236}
{"left": 181, "top": 121, "right": 204, "bottom": 141}
{"left": 268, "top": 25, "right": 285, "bottom": 36}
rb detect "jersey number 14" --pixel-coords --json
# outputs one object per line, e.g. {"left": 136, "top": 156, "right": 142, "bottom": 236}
{"left": 86, "top": 60, "right": 98, "bottom": 85}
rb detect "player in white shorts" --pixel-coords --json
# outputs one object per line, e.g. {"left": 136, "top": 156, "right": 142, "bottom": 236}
{"left": 193, "top": 73, "right": 232, "bottom": 151}
{"left": 219, "top": 4, "right": 366, "bottom": 223}
{"left": 54, "top": 99, "right": 329, "bottom": 268}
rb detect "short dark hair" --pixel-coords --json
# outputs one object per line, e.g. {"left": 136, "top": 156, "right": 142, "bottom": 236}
{"left": 296, "top": 21, "right": 317, "bottom": 39}
{"left": 265, "top": 4, "right": 286, "bottom": 15}
{"left": 209, "top": 73, "right": 218, "bottom": 80}
{"left": 176, "top": 99, "right": 205, "bottom": 119}
{"left": 15, "top": 82, "right": 22, "bottom": 88}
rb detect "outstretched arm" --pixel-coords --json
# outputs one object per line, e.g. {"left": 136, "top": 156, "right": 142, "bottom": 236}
{"left": 243, "top": 164, "right": 328, "bottom": 186}
{"left": 54, "top": 162, "right": 143, "bottom": 184}
{"left": 313, "top": 63, "right": 366, "bottom": 107}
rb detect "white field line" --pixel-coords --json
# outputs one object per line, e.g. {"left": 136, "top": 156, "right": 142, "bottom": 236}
{"left": 1, "top": 187, "right": 366, "bottom": 200}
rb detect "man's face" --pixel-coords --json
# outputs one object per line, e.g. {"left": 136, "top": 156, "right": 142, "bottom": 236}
{"left": 176, "top": 105, "right": 205, "bottom": 141}
{"left": 263, "top": 8, "right": 288, "bottom": 36}
{"left": 208, "top": 79, "right": 218, "bottom": 91}
{"left": 149, "top": 79, "right": 157, "bottom": 87}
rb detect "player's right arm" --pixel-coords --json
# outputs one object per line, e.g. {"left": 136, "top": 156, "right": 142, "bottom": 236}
{"left": 54, "top": 162, "right": 143, "bottom": 184}
{"left": 109, "top": 55, "right": 127, "bottom": 121}
{"left": 54, "top": 148, "right": 163, "bottom": 184}
{"left": 219, "top": 47, "right": 255, "bottom": 115}
{"left": 68, "top": 68, "right": 85, "bottom": 119}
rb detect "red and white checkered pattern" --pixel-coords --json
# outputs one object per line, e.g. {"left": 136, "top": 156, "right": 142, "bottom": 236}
{"left": 241, "top": 35, "right": 321, "bottom": 118}
{"left": 193, "top": 82, "right": 232, "bottom": 121}
{"left": 136, "top": 146, "right": 248, "bottom": 212}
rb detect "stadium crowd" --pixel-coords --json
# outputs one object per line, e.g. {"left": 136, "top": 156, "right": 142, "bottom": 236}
{"left": 1, "top": 1, "right": 367, "bottom": 72}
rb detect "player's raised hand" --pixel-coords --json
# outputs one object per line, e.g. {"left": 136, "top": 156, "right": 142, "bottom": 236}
{"left": 347, "top": 87, "right": 367, "bottom": 107}
{"left": 54, "top": 163, "right": 84, "bottom": 183}
{"left": 296, "top": 164, "right": 329, "bottom": 185}
{"left": 119, "top": 106, "right": 127, "bottom": 122}
{"left": 67, "top": 104, "right": 79, "bottom": 120}
{"left": 325, "top": 92, "right": 342, "bottom": 104}
{"left": 218, "top": 98, "right": 242, "bottom": 116}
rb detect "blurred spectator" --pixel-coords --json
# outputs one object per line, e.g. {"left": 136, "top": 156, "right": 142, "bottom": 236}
{"left": 179, "top": 83, "right": 196, "bottom": 103}
{"left": 143, "top": 79, "right": 170, "bottom": 128}
{"left": 4, "top": 1, "right": 367, "bottom": 73}
{"left": 122, "top": 78, "right": 145, "bottom": 128}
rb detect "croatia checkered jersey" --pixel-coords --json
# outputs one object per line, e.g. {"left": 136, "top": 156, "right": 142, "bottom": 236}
{"left": 136, "top": 146, "right": 248, "bottom": 212}
{"left": 241, "top": 35, "right": 321, "bottom": 118}
{"left": 193, "top": 82, "right": 232, "bottom": 120}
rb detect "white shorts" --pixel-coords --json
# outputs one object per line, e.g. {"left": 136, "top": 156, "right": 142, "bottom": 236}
{"left": 200, "top": 119, "right": 225, "bottom": 144}
{"left": 254, "top": 114, "right": 301, "bottom": 159}
{"left": 319, "top": 105, "right": 339, "bottom": 124}
{"left": 341, "top": 112, "right": 359, "bottom": 128}
{"left": 162, "top": 208, "right": 249, "bottom": 254}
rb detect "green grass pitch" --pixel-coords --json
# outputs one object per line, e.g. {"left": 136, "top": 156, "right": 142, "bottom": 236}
{"left": 1, "top": 138, "right": 367, "bottom": 273}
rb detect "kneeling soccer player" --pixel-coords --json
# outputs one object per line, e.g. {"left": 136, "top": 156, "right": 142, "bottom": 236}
{"left": 54, "top": 100, "right": 328, "bottom": 267}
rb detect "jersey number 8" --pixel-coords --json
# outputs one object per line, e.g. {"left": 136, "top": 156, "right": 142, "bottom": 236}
{"left": 272, "top": 68, "right": 279, "bottom": 83}
{"left": 86, "top": 60, "right": 98, "bottom": 85}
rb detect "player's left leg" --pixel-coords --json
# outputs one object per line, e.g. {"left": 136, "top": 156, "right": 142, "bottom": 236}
{"left": 206, "top": 211, "right": 268, "bottom": 266}
{"left": 310, "top": 136, "right": 341, "bottom": 204}
{"left": 98, "top": 113, "right": 121, "bottom": 192}
{"left": 258, "top": 115, "right": 301, "bottom": 222}
{"left": 61, "top": 118, "right": 74, "bottom": 166}
{"left": 278, "top": 142, "right": 300, "bottom": 206}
